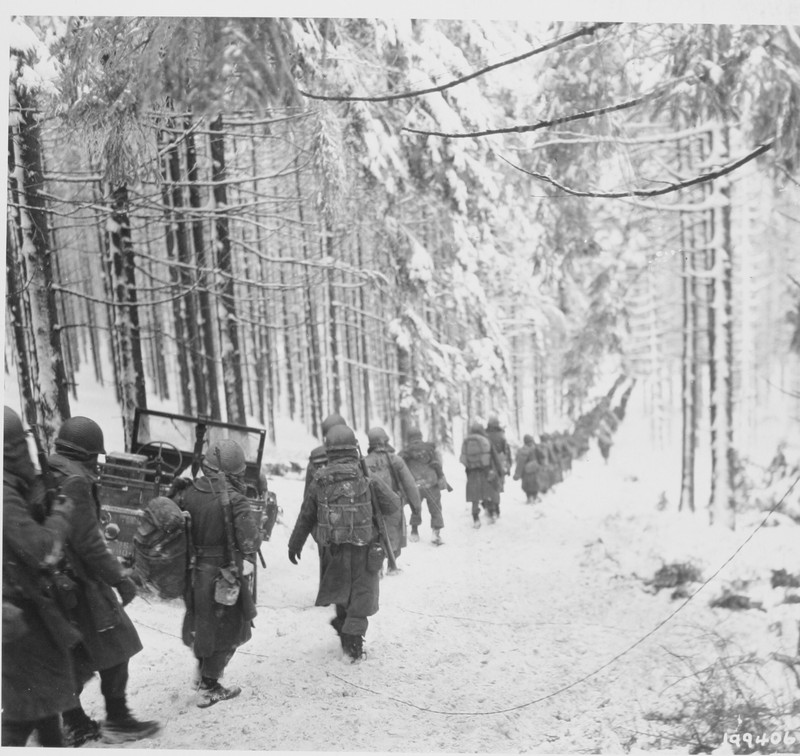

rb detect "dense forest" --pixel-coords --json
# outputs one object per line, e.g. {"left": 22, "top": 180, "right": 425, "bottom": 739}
{"left": 7, "top": 17, "right": 800, "bottom": 527}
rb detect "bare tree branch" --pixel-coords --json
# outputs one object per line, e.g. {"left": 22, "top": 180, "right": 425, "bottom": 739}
{"left": 500, "top": 141, "right": 774, "bottom": 199}
{"left": 299, "top": 21, "right": 620, "bottom": 103}
{"left": 402, "top": 77, "right": 687, "bottom": 139}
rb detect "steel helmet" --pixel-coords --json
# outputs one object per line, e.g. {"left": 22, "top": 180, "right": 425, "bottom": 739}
{"left": 321, "top": 413, "right": 347, "bottom": 438}
{"left": 367, "top": 427, "right": 390, "bottom": 447}
{"left": 55, "top": 416, "right": 106, "bottom": 458}
{"left": 324, "top": 425, "right": 357, "bottom": 451}
{"left": 204, "top": 438, "right": 247, "bottom": 476}
{"left": 487, "top": 416, "right": 502, "bottom": 430}
{"left": 407, "top": 427, "right": 423, "bottom": 442}
{"left": 4, "top": 406, "right": 26, "bottom": 455}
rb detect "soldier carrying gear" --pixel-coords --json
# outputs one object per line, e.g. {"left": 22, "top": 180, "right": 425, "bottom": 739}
{"left": 2, "top": 407, "right": 80, "bottom": 748}
{"left": 178, "top": 437, "right": 259, "bottom": 707}
{"left": 461, "top": 422, "right": 505, "bottom": 527}
{"left": 288, "top": 424, "right": 399, "bottom": 662}
{"left": 365, "top": 427, "right": 421, "bottom": 558}
{"left": 48, "top": 415, "right": 159, "bottom": 746}
{"left": 399, "top": 427, "right": 449, "bottom": 544}
{"left": 485, "top": 416, "right": 511, "bottom": 487}
{"left": 513, "top": 434, "right": 540, "bottom": 504}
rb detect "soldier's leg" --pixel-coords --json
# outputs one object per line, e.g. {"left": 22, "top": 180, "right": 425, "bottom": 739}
{"left": 196, "top": 650, "right": 240, "bottom": 708}
{"left": 35, "top": 715, "right": 64, "bottom": 747}
{"left": 340, "top": 616, "right": 368, "bottom": 661}
{"left": 427, "top": 488, "right": 444, "bottom": 530}
{"left": 1, "top": 718, "right": 36, "bottom": 747}
{"left": 100, "top": 661, "right": 159, "bottom": 740}
{"left": 198, "top": 649, "right": 236, "bottom": 683}
{"left": 331, "top": 603, "right": 347, "bottom": 636}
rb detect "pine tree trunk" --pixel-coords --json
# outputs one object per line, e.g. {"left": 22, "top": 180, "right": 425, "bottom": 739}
{"left": 210, "top": 115, "right": 246, "bottom": 424}
{"left": 106, "top": 184, "right": 148, "bottom": 444}
{"left": 168, "top": 120, "right": 203, "bottom": 415}
{"left": 9, "top": 81, "right": 70, "bottom": 446}
{"left": 325, "top": 222, "right": 342, "bottom": 414}
{"left": 678, "top": 135, "right": 697, "bottom": 513}
{"left": 159, "top": 127, "right": 192, "bottom": 414}
{"left": 706, "top": 123, "right": 735, "bottom": 528}
{"left": 356, "top": 232, "right": 372, "bottom": 429}
{"left": 186, "top": 118, "right": 221, "bottom": 418}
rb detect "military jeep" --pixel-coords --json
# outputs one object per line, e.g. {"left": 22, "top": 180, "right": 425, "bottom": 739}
{"left": 97, "top": 408, "right": 278, "bottom": 565}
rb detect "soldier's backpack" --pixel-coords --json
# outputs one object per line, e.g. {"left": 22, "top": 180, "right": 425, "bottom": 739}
{"left": 133, "top": 496, "right": 188, "bottom": 599}
{"left": 463, "top": 436, "right": 490, "bottom": 470}
{"left": 400, "top": 442, "right": 440, "bottom": 487}
{"left": 315, "top": 463, "right": 373, "bottom": 546}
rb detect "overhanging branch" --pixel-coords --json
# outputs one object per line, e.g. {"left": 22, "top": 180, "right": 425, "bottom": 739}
{"left": 403, "top": 79, "right": 683, "bottom": 139}
{"left": 501, "top": 141, "right": 774, "bottom": 199}
{"left": 299, "top": 22, "right": 620, "bottom": 103}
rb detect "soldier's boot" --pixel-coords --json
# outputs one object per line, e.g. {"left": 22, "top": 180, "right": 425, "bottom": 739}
{"left": 62, "top": 707, "right": 101, "bottom": 747}
{"left": 341, "top": 633, "right": 366, "bottom": 662}
{"left": 431, "top": 528, "right": 443, "bottom": 545}
{"left": 196, "top": 679, "right": 242, "bottom": 709}
{"left": 101, "top": 698, "right": 160, "bottom": 743}
{"left": 409, "top": 525, "right": 420, "bottom": 542}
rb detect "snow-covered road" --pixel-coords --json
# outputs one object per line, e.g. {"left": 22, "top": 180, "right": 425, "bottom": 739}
{"left": 75, "top": 412, "right": 800, "bottom": 753}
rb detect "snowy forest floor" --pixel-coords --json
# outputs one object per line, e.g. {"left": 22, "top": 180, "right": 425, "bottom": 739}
{"left": 68, "top": 412, "right": 800, "bottom": 754}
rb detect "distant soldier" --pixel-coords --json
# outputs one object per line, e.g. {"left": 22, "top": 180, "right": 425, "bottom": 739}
{"left": 288, "top": 425, "right": 399, "bottom": 662}
{"left": 178, "top": 439, "right": 260, "bottom": 707}
{"left": 513, "top": 434, "right": 539, "bottom": 504}
{"left": 399, "top": 427, "right": 451, "bottom": 545}
{"left": 365, "top": 427, "right": 422, "bottom": 558}
{"left": 485, "top": 416, "right": 511, "bottom": 491}
{"left": 460, "top": 422, "right": 505, "bottom": 527}
{"left": 2, "top": 407, "right": 80, "bottom": 747}
{"left": 47, "top": 416, "right": 159, "bottom": 745}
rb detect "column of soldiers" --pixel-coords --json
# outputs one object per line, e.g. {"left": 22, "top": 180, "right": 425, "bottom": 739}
{"left": 510, "top": 391, "right": 630, "bottom": 504}
{"left": 3, "top": 390, "right": 631, "bottom": 744}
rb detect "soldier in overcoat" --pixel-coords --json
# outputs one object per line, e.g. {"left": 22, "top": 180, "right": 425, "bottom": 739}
{"left": 365, "top": 427, "right": 422, "bottom": 557}
{"left": 460, "top": 422, "right": 505, "bottom": 527}
{"left": 513, "top": 434, "right": 539, "bottom": 504}
{"left": 288, "top": 425, "right": 399, "bottom": 661}
{"left": 178, "top": 439, "right": 260, "bottom": 707}
{"left": 2, "top": 407, "right": 80, "bottom": 747}
{"left": 48, "top": 416, "right": 158, "bottom": 745}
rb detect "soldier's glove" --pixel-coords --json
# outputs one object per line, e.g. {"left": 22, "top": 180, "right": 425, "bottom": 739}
{"left": 115, "top": 576, "right": 137, "bottom": 606}
{"left": 288, "top": 548, "right": 301, "bottom": 565}
{"left": 51, "top": 495, "right": 75, "bottom": 520}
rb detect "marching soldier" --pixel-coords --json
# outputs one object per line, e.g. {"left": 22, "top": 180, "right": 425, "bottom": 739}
{"left": 365, "top": 427, "right": 421, "bottom": 560}
{"left": 288, "top": 425, "right": 399, "bottom": 661}
{"left": 398, "top": 427, "right": 450, "bottom": 545}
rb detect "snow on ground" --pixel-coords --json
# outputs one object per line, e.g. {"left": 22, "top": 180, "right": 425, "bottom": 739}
{"left": 65, "top": 401, "right": 798, "bottom": 753}
{"left": 5, "top": 370, "right": 799, "bottom": 753}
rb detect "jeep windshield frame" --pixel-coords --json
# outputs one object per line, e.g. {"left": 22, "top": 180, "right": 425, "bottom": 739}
{"left": 130, "top": 408, "right": 266, "bottom": 484}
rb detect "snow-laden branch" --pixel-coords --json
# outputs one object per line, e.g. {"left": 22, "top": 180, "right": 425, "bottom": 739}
{"left": 298, "top": 22, "right": 619, "bottom": 103}
{"left": 403, "top": 77, "right": 686, "bottom": 139}
{"left": 502, "top": 141, "right": 774, "bottom": 200}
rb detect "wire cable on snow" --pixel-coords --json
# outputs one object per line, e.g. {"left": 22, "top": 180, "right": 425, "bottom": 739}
{"left": 327, "top": 474, "right": 800, "bottom": 716}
